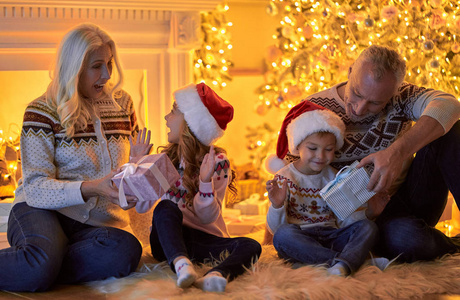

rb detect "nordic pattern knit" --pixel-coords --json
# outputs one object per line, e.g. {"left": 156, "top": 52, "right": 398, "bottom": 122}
{"left": 135, "top": 152, "right": 232, "bottom": 238}
{"left": 14, "top": 90, "right": 138, "bottom": 228}
{"left": 303, "top": 82, "right": 460, "bottom": 171}
{"left": 266, "top": 163, "right": 337, "bottom": 234}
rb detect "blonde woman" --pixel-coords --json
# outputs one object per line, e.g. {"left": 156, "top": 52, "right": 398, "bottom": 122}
{"left": 2, "top": 23, "right": 148, "bottom": 292}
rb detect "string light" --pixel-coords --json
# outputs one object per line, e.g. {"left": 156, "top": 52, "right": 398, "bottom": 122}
{"left": 193, "top": 2, "right": 232, "bottom": 89}
{"left": 251, "top": 0, "right": 460, "bottom": 172}
{"left": 256, "top": 0, "right": 460, "bottom": 112}
{"left": 0, "top": 124, "right": 21, "bottom": 196}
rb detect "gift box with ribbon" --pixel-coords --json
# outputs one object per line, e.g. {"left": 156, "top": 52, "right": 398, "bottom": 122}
{"left": 233, "top": 194, "right": 269, "bottom": 215}
{"left": 319, "top": 161, "right": 375, "bottom": 220}
{"left": 112, "top": 154, "right": 180, "bottom": 209}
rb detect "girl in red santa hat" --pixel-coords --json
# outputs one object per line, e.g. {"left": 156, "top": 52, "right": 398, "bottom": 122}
{"left": 134, "top": 83, "right": 261, "bottom": 292}
{"left": 265, "top": 101, "right": 384, "bottom": 276}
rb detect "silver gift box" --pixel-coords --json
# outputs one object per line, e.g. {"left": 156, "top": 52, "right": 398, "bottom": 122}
{"left": 320, "top": 161, "right": 376, "bottom": 220}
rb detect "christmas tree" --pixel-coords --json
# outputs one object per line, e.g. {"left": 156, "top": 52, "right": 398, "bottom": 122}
{"left": 248, "top": 0, "right": 460, "bottom": 169}
{"left": 193, "top": 2, "right": 233, "bottom": 89}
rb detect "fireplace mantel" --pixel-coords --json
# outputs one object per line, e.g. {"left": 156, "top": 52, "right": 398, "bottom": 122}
{"left": 1, "top": 0, "right": 221, "bottom": 11}
{"left": 0, "top": 0, "right": 221, "bottom": 144}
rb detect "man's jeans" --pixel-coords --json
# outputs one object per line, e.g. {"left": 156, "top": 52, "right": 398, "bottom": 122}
{"left": 150, "top": 200, "right": 262, "bottom": 280}
{"left": 375, "top": 120, "right": 460, "bottom": 262}
{"left": 273, "top": 219, "right": 378, "bottom": 273}
{"left": 0, "top": 202, "right": 142, "bottom": 292}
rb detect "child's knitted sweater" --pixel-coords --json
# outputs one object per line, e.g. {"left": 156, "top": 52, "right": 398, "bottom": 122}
{"left": 136, "top": 152, "right": 232, "bottom": 238}
{"left": 267, "top": 163, "right": 337, "bottom": 234}
{"left": 14, "top": 90, "right": 138, "bottom": 228}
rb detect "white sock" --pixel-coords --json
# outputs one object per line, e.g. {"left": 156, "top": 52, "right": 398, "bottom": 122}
{"left": 327, "top": 261, "right": 350, "bottom": 276}
{"left": 174, "top": 258, "right": 197, "bottom": 288}
{"left": 195, "top": 271, "right": 227, "bottom": 292}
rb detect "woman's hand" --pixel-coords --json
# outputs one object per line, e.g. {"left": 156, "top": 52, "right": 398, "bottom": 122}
{"left": 266, "top": 179, "right": 287, "bottom": 209}
{"left": 200, "top": 145, "right": 216, "bottom": 183}
{"left": 81, "top": 169, "right": 138, "bottom": 210}
{"left": 129, "top": 128, "right": 153, "bottom": 163}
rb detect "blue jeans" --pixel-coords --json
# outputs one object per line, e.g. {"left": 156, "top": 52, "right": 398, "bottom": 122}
{"left": 375, "top": 120, "right": 460, "bottom": 262}
{"left": 0, "top": 202, "right": 142, "bottom": 292}
{"left": 273, "top": 219, "right": 378, "bottom": 273}
{"left": 150, "top": 200, "right": 262, "bottom": 280}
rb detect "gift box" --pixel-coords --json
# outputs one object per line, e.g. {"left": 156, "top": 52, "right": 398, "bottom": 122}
{"left": 224, "top": 214, "right": 266, "bottom": 236}
{"left": 319, "top": 161, "right": 375, "bottom": 220}
{"left": 112, "top": 154, "right": 180, "bottom": 208}
{"left": 233, "top": 194, "right": 269, "bottom": 215}
{"left": 236, "top": 179, "right": 266, "bottom": 202}
{"left": 0, "top": 198, "right": 13, "bottom": 232}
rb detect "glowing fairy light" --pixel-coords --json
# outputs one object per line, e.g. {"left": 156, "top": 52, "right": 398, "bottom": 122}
{"left": 193, "top": 3, "right": 232, "bottom": 89}
{"left": 252, "top": 0, "right": 460, "bottom": 171}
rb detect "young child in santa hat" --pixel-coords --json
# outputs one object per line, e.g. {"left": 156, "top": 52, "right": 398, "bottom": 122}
{"left": 265, "top": 101, "right": 380, "bottom": 276}
{"left": 134, "top": 83, "right": 261, "bottom": 292}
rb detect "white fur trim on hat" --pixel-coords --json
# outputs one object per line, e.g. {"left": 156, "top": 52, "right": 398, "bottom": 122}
{"left": 173, "top": 84, "right": 224, "bottom": 146}
{"left": 286, "top": 109, "right": 345, "bottom": 155}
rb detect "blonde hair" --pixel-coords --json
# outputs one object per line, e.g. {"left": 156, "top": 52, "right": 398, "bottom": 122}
{"left": 159, "top": 121, "right": 237, "bottom": 208}
{"left": 46, "top": 23, "right": 124, "bottom": 137}
{"left": 355, "top": 45, "right": 406, "bottom": 92}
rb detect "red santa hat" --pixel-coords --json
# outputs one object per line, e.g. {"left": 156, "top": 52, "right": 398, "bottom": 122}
{"left": 265, "top": 101, "right": 345, "bottom": 174}
{"left": 173, "top": 82, "right": 233, "bottom": 146}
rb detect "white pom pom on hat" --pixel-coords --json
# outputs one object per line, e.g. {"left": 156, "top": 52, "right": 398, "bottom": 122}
{"left": 264, "top": 101, "right": 345, "bottom": 174}
{"left": 264, "top": 153, "right": 288, "bottom": 175}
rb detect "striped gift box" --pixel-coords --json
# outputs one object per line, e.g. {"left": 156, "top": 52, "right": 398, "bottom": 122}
{"left": 0, "top": 198, "right": 13, "bottom": 232}
{"left": 320, "top": 161, "right": 375, "bottom": 220}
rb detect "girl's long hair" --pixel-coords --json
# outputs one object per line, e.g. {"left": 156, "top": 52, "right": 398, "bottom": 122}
{"left": 159, "top": 122, "right": 237, "bottom": 208}
{"left": 46, "top": 23, "right": 124, "bottom": 137}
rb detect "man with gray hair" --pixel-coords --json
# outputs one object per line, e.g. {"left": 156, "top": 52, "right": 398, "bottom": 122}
{"left": 298, "top": 44, "right": 460, "bottom": 262}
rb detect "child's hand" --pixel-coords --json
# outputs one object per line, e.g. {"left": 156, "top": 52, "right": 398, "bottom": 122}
{"left": 200, "top": 145, "right": 216, "bottom": 183}
{"left": 129, "top": 128, "right": 153, "bottom": 163}
{"left": 266, "top": 179, "right": 287, "bottom": 209}
{"left": 366, "top": 192, "right": 391, "bottom": 219}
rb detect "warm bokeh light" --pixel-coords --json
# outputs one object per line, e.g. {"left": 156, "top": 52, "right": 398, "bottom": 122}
{"left": 193, "top": 2, "right": 233, "bottom": 89}
{"left": 257, "top": 0, "right": 460, "bottom": 114}
{"left": 249, "top": 0, "right": 460, "bottom": 159}
{"left": 0, "top": 124, "right": 21, "bottom": 193}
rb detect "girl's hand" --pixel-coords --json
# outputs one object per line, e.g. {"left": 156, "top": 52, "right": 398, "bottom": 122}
{"left": 266, "top": 179, "right": 287, "bottom": 209}
{"left": 129, "top": 128, "right": 153, "bottom": 163}
{"left": 200, "top": 145, "right": 216, "bottom": 183}
{"left": 81, "top": 169, "right": 138, "bottom": 210}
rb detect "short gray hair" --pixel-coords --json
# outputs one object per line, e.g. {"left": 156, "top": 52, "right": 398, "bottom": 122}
{"left": 356, "top": 45, "right": 406, "bottom": 89}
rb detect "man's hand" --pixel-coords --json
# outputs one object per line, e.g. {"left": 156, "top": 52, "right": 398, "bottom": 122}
{"left": 266, "top": 179, "right": 287, "bottom": 209}
{"left": 358, "top": 116, "right": 446, "bottom": 194}
{"left": 357, "top": 146, "right": 404, "bottom": 193}
{"left": 366, "top": 192, "right": 391, "bottom": 219}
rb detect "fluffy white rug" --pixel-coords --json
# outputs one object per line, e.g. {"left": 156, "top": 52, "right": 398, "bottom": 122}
{"left": 88, "top": 236, "right": 460, "bottom": 300}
